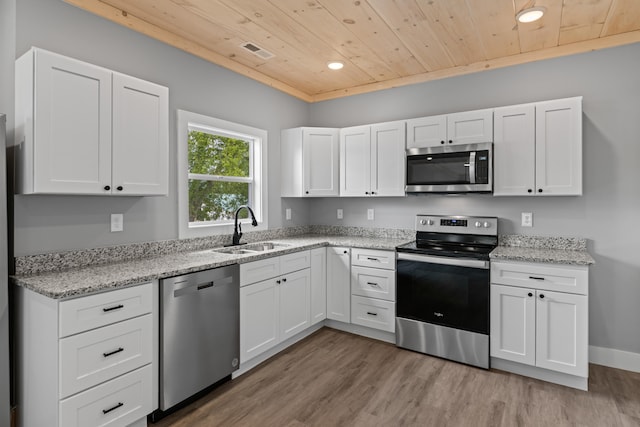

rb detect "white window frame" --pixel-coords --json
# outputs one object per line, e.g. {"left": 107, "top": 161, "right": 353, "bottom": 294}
{"left": 177, "top": 109, "right": 268, "bottom": 239}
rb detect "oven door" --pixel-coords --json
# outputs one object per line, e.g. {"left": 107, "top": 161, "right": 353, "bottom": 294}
{"left": 396, "top": 253, "right": 490, "bottom": 335}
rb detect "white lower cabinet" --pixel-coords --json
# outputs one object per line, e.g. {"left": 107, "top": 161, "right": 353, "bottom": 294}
{"left": 240, "top": 250, "right": 312, "bottom": 363}
{"left": 310, "top": 247, "right": 327, "bottom": 325}
{"left": 490, "top": 261, "right": 589, "bottom": 386}
{"left": 16, "top": 282, "right": 156, "bottom": 427}
{"left": 350, "top": 248, "right": 396, "bottom": 333}
{"left": 326, "top": 247, "right": 351, "bottom": 322}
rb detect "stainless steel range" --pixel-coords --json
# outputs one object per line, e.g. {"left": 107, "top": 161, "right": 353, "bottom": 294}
{"left": 395, "top": 214, "right": 498, "bottom": 369}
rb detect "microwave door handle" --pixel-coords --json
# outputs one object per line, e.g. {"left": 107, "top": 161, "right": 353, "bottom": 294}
{"left": 468, "top": 151, "right": 476, "bottom": 184}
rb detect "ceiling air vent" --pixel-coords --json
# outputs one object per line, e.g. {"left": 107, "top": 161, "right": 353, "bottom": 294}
{"left": 240, "top": 42, "right": 275, "bottom": 60}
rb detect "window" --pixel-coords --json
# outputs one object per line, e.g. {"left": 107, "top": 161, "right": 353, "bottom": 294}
{"left": 178, "top": 110, "right": 267, "bottom": 238}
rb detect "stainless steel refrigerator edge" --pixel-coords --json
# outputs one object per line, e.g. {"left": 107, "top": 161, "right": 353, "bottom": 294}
{"left": 0, "top": 114, "right": 10, "bottom": 426}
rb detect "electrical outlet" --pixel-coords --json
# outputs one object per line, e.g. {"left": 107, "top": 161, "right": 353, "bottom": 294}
{"left": 367, "top": 209, "right": 374, "bottom": 221}
{"left": 521, "top": 212, "right": 533, "bottom": 227}
{"left": 285, "top": 208, "right": 291, "bottom": 220}
{"left": 110, "top": 213, "right": 123, "bottom": 232}
{"left": 337, "top": 209, "right": 343, "bottom": 219}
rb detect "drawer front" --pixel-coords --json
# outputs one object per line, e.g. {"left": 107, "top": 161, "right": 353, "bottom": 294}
{"left": 491, "top": 261, "right": 588, "bottom": 295}
{"left": 351, "top": 248, "right": 395, "bottom": 270}
{"left": 351, "top": 266, "right": 396, "bottom": 301}
{"left": 60, "top": 364, "right": 153, "bottom": 427}
{"left": 240, "top": 257, "right": 281, "bottom": 287}
{"left": 59, "top": 283, "right": 153, "bottom": 337}
{"left": 280, "top": 250, "right": 311, "bottom": 275}
{"left": 351, "top": 295, "right": 395, "bottom": 333}
{"left": 60, "top": 315, "right": 153, "bottom": 398}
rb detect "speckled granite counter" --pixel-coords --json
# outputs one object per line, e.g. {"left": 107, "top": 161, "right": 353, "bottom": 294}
{"left": 12, "top": 234, "right": 412, "bottom": 299}
{"left": 490, "top": 234, "right": 595, "bottom": 266}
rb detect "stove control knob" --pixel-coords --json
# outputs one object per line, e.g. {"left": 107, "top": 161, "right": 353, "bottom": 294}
{"left": 420, "top": 219, "right": 427, "bottom": 225}
{"left": 483, "top": 221, "right": 491, "bottom": 228}
{"left": 474, "top": 221, "right": 482, "bottom": 228}
{"left": 427, "top": 219, "right": 434, "bottom": 226}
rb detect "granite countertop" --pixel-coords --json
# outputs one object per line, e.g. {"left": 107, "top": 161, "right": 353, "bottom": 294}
{"left": 489, "top": 234, "right": 595, "bottom": 266}
{"left": 12, "top": 234, "right": 411, "bottom": 300}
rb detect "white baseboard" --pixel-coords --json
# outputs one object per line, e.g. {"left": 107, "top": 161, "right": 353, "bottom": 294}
{"left": 589, "top": 345, "right": 640, "bottom": 373}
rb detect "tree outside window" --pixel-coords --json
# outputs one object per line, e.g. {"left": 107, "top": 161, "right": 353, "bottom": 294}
{"left": 188, "top": 128, "right": 253, "bottom": 223}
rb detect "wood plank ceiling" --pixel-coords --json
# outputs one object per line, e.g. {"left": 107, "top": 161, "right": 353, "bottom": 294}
{"left": 64, "top": 0, "right": 640, "bottom": 102}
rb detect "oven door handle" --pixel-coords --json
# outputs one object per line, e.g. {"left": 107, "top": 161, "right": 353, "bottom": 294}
{"left": 397, "top": 253, "right": 490, "bottom": 269}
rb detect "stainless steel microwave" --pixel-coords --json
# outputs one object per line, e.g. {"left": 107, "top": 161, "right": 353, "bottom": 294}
{"left": 405, "top": 142, "right": 493, "bottom": 193}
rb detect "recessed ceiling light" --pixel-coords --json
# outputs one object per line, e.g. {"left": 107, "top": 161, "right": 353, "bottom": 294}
{"left": 516, "top": 6, "right": 545, "bottom": 23}
{"left": 327, "top": 61, "right": 344, "bottom": 70}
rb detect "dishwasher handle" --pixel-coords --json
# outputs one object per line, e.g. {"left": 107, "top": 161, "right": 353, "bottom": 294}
{"left": 172, "top": 276, "right": 233, "bottom": 298}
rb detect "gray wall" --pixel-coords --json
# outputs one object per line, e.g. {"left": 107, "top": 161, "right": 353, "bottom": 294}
{"left": 13, "top": 0, "right": 310, "bottom": 255}
{"left": 308, "top": 43, "right": 640, "bottom": 355}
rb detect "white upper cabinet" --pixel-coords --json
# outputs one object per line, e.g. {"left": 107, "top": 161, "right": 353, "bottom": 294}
{"left": 406, "top": 108, "right": 493, "bottom": 148}
{"left": 281, "top": 127, "right": 339, "bottom": 197}
{"left": 112, "top": 73, "right": 169, "bottom": 195}
{"left": 494, "top": 97, "right": 582, "bottom": 196}
{"left": 15, "top": 47, "right": 169, "bottom": 196}
{"left": 340, "top": 121, "right": 405, "bottom": 197}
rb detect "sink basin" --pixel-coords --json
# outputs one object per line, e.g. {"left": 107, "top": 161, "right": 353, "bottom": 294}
{"left": 211, "top": 242, "right": 290, "bottom": 255}
{"left": 243, "top": 242, "right": 289, "bottom": 252}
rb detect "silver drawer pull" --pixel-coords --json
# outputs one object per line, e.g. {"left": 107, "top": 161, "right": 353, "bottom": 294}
{"left": 102, "top": 402, "right": 124, "bottom": 415}
{"left": 366, "top": 282, "right": 379, "bottom": 287}
{"left": 102, "top": 304, "right": 124, "bottom": 313}
{"left": 366, "top": 312, "right": 378, "bottom": 316}
{"left": 103, "top": 347, "right": 124, "bottom": 358}
{"left": 529, "top": 276, "right": 545, "bottom": 281}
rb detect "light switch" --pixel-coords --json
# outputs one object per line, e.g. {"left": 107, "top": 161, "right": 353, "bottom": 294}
{"left": 111, "top": 213, "right": 123, "bottom": 232}
{"left": 337, "top": 209, "right": 343, "bottom": 219}
{"left": 285, "top": 208, "right": 291, "bottom": 220}
{"left": 521, "top": 212, "right": 533, "bottom": 227}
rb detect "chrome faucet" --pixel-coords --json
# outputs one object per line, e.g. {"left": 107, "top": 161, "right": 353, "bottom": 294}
{"left": 232, "top": 205, "right": 258, "bottom": 246}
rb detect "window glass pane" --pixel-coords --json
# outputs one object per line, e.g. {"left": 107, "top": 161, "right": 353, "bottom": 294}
{"left": 188, "top": 179, "right": 250, "bottom": 222}
{"left": 188, "top": 130, "right": 251, "bottom": 177}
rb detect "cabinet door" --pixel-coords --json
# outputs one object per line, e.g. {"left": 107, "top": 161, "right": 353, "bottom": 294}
{"left": 535, "top": 98, "right": 582, "bottom": 195}
{"left": 446, "top": 109, "right": 494, "bottom": 145}
{"left": 535, "top": 290, "right": 588, "bottom": 377}
{"left": 112, "top": 73, "right": 169, "bottom": 195}
{"left": 340, "top": 126, "right": 371, "bottom": 196}
{"left": 33, "top": 49, "right": 112, "bottom": 194}
{"left": 490, "top": 284, "right": 535, "bottom": 366}
{"left": 406, "top": 115, "right": 447, "bottom": 148}
{"left": 279, "top": 269, "right": 311, "bottom": 341}
{"left": 240, "top": 279, "right": 278, "bottom": 363}
{"left": 326, "top": 247, "right": 351, "bottom": 322}
{"left": 493, "top": 104, "right": 536, "bottom": 196}
{"left": 370, "top": 121, "right": 406, "bottom": 197}
{"left": 302, "top": 128, "right": 339, "bottom": 196}
{"left": 310, "top": 248, "right": 327, "bottom": 325}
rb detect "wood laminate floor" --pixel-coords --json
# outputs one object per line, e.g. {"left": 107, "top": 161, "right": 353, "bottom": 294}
{"left": 153, "top": 328, "right": 640, "bottom": 427}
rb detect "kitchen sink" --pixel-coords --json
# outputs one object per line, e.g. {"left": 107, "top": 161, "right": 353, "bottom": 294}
{"left": 211, "top": 242, "right": 290, "bottom": 255}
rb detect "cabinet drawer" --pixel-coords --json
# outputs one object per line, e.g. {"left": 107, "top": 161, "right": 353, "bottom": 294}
{"left": 59, "top": 364, "right": 153, "bottom": 427}
{"left": 241, "top": 257, "right": 281, "bottom": 287}
{"left": 59, "top": 283, "right": 153, "bottom": 337}
{"left": 280, "top": 250, "right": 311, "bottom": 275}
{"left": 351, "top": 266, "right": 396, "bottom": 301}
{"left": 491, "top": 261, "right": 588, "bottom": 295}
{"left": 59, "top": 314, "right": 153, "bottom": 398}
{"left": 351, "top": 248, "right": 395, "bottom": 270}
{"left": 351, "top": 295, "right": 395, "bottom": 333}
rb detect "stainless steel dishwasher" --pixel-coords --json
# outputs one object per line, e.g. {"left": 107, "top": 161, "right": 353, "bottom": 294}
{"left": 158, "top": 264, "right": 239, "bottom": 413}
